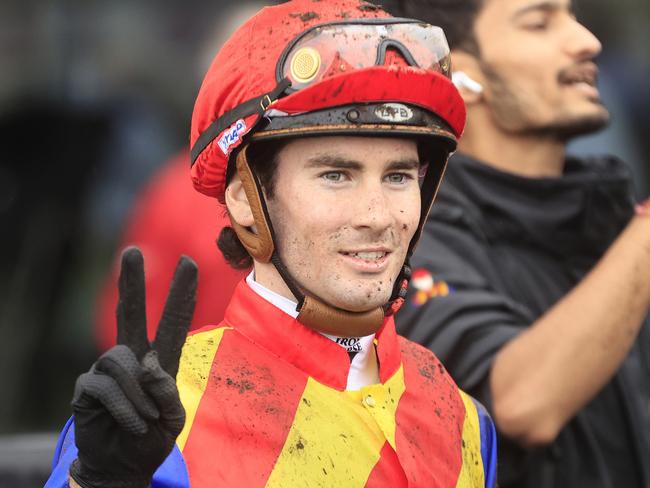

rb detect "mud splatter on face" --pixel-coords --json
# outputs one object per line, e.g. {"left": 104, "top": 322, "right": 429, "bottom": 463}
{"left": 266, "top": 136, "right": 420, "bottom": 317}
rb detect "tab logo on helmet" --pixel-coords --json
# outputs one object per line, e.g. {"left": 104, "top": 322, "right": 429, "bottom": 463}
{"left": 218, "top": 119, "right": 248, "bottom": 155}
{"left": 374, "top": 103, "right": 414, "bottom": 123}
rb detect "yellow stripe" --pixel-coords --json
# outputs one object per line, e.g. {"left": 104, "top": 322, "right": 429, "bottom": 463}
{"left": 265, "top": 377, "right": 388, "bottom": 487}
{"left": 455, "top": 391, "right": 486, "bottom": 488}
{"left": 175, "top": 327, "right": 228, "bottom": 451}
{"left": 356, "top": 364, "right": 406, "bottom": 450}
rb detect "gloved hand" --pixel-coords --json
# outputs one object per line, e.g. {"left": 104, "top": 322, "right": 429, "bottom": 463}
{"left": 69, "top": 247, "right": 197, "bottom": 488}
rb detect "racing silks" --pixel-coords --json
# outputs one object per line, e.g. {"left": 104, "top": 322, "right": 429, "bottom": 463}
{"left": 174, "top": 281, "right": 496, "bottom": 486}
{"left": 46, "top": 280, "right": 496, "bottom": 487}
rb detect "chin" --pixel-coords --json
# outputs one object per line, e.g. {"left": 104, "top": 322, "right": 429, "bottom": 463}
{"left": 535, "top": 107, "right": 610, "bottom": 141}
{"left": 325, "top": 285, "right": 393, "bottom": 313}
{"left": 558, "top": 112, "right": 610, "bottom": 140}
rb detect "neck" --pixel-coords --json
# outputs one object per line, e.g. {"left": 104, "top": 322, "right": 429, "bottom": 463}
{"left": 253, "top": 260, "right": 298, "bottom": 303}
{"left": 460, "top": 108, "right": 566, "bottom": 178}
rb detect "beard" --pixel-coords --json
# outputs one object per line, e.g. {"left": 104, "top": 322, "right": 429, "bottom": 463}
{"left": 479, "top": 60, "right": 610, "bottom": 141}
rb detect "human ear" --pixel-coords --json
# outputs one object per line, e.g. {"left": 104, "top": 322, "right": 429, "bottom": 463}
{"left": 450, "top": 50, "right": 485, "bottom": 105}
{"left": 225, "top": 173, "right": 255, "bottom": 228}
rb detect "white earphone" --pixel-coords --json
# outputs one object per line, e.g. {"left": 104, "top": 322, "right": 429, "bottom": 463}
{"left": 452, "top": 71, "right": 484, "bottom": 94}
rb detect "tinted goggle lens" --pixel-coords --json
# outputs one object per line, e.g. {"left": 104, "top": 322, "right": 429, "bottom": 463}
{"left": 279, "top": 21, "right": 452, "bottom": 91}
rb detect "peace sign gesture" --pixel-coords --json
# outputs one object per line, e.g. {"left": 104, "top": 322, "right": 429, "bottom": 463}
{"left": 116, "top": 246, "right": 197, "bottom": 378}
{"left": 69, "top": 247, "right": 197, "bottom": 488}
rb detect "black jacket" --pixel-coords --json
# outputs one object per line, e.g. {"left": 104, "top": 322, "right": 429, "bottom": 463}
{"left": 396, "top": 153, "right": 650, "bottom": 488}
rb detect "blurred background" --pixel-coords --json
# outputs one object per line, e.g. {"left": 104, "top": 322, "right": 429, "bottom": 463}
{"left": 0, "top": 0, "right": 648, "bottom": 485}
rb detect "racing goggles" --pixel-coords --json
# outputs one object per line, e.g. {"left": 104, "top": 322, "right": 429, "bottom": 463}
{"left": 276, "top": 19, "right": 452, "bottom": 92}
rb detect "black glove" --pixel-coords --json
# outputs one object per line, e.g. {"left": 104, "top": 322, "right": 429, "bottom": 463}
{"left": 69, "top": 247, "right": 197, "bottom": 488}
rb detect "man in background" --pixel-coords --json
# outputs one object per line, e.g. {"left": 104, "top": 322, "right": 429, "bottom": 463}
{"left": 388, "top": 0, "right": 650, "bottom": 486}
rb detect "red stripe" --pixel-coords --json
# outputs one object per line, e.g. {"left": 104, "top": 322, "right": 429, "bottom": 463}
{"left": 394, "top": 338, "right": 466, "bottom": 487}
{"left": 225, "top": 281, "right": 351, "bottom": 390}
{"left": 365, "top": 442, "right": 408, "bottom": 487}
{"left": 375, "top": 319, "right": 402, "bottom": 383}
{"left": 181, "top": 330, "right": 308, "bottom": 487}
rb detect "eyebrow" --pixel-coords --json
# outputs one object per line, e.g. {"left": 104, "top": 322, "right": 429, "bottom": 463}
{"left": 306, "top": 155, "right": 363, "bottom": 170}
{"left": 305, "top": 154, "right": 421, "bottom": 171}
{"left": 511, "top": 0, "right": 571, "bottom": 19}
{"left": 386, "top": 159, "right": 421, "bottom": 171}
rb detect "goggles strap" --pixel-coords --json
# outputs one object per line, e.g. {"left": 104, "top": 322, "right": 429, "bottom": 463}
{"left": 375, "top": 39, "right": 419, "bottom": 67}
{"left": 191, "top": 78, "right": 291, "bottom": 166}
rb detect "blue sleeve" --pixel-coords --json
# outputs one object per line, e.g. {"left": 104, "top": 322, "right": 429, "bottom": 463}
{"left": 476, "top": 401, "right": 498, "bottom": 488}
{"left": 43, "top": 417, "right": 190, "bottom": 488}
{"left": 44, "top": 417, "right": 76, "bottom": 488}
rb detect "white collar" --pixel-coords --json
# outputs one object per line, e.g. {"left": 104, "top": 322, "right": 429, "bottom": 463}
{"left": 246, "top": 271, "right": 299, "bottom": 319}
{"left": 245, "top": 271, "right": 378, "bottom": 389}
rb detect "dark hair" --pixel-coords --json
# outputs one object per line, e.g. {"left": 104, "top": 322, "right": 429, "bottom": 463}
{"left": 217, "top": 139, "right": 285, "bottom": 269}
{"left": 379, "top": 0, "right": 484, "bottom": 54}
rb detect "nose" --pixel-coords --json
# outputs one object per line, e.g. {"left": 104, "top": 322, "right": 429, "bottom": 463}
{"left": 566, "top": 18, "right": 602, "bottom": 61}
{"left": 352, "top": 182, "right": 393, "bottom": 233}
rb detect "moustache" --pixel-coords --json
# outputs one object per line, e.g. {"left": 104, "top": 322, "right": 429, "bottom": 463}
{"left": 557, "top": 62, "right": 598, "bottom": 85}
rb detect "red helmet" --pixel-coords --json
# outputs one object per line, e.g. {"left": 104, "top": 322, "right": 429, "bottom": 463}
{"left": 189, "top": 0, "right": 466, "bottom": 335}
{"left": 190, "top": 0, "right": 464, "bottom": 201}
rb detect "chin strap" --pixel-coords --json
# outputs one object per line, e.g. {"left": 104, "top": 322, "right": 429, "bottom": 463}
{"left": 231, "top": 146, "right": 389, "bottom": 336}
{"left": 298, "top": 296, "right": 386, "bottom": 337}
{"left": 384, "top": 263, "right": 411, "bottom": 317}
{"left": 268, "top": 248, "right": 390, "bottom": 335}
{"left": 230, "top": 143, "right": 448, "bottom": 335}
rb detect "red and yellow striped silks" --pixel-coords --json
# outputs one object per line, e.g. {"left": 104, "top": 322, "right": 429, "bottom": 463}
{"left": 175, "top": 281, "right": 494, "bottom": 487}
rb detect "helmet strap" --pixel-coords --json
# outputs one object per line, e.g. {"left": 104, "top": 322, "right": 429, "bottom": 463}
{"left": 232, "top": 145, "right": 386, "bottom": 336}
{"left": 385, "top": 146, "right": 451, "bottom": 314}
{"left": 230, "top": 147, "right": 276, "bottom": 263}
{"left": 410, "top": 147, "right": 449, "bottom": 255}
{"left": 231, "top": 142, "right": 452, "bottom": 334}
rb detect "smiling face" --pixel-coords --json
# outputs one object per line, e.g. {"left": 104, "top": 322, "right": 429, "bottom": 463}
{"left": 264, "top": 136, "right": 421, "bottom": 312}
{"left": 474, "top": 0, "right": 609, "bottom": 138}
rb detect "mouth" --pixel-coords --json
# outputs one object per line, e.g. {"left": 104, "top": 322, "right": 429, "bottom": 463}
{"left": 558, "top": 63, "right": 600, "bottom": 100}
{"left": 339, "top": 249, "right": 392, "bottom": 272}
